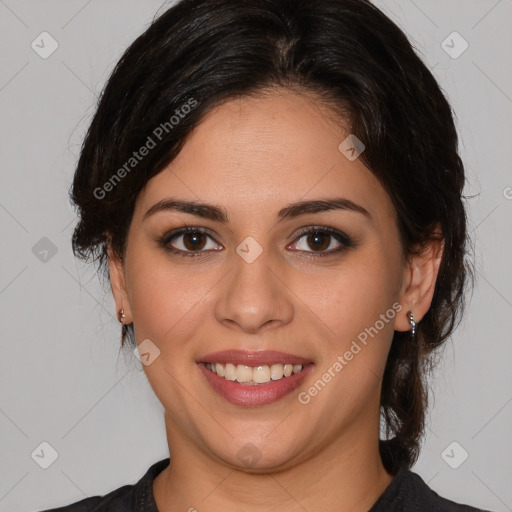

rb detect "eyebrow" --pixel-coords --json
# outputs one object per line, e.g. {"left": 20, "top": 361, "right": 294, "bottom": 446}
{"left": 142, "top": 197, "right": 372, "bottom": 223}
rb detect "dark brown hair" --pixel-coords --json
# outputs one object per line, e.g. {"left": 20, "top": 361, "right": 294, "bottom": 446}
{"left": 70, "top": 0, "right": 474, "bottom": 475}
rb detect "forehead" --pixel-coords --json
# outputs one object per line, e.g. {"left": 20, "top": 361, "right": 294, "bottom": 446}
{"left": 134, "top": 89, "right": 396, "bottom": 228}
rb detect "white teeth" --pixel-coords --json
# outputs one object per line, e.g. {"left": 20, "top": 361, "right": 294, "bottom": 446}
{"left": 205, "top": 362, "right": 305, "bottom": 384}
{"left": 253, "top": 365, "right": 270, "bottom": 384}
{"left": 236, "top": 365, "right": 253, "bottom": 383}
{"left": 215, "top": 363, "right": 224, "bottom": 377}
{"left": 292, "top": 364, "right": 302, "bottom": 374}
{"left": 225, "top": 363, "right": 236, "bottom": 381}
{"left": 270, "top": 364, "right": 284, "bottom": 380}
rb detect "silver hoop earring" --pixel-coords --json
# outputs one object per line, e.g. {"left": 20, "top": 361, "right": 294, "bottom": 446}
{"left": 407, "top": 310, "right": 416, "bottom": 339}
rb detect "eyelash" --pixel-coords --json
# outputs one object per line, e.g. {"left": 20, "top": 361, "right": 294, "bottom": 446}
{"left": 158, "top": 225, "right": 356, "bottom": 258}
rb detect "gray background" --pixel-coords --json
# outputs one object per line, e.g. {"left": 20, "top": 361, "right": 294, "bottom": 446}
{"left": 0, "top": 1, "right": 511, "bottom": 511}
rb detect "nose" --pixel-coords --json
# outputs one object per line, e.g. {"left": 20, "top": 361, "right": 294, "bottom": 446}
{"left": 214, "top": 244, "right": 294, "bottom": 335}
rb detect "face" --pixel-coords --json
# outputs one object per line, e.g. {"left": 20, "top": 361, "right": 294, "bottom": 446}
{"left": 109, "top": 89, "right": 438, "bottom": 472}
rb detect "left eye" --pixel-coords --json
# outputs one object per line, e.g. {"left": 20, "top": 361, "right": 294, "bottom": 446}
{"left": 289, "top": 228, "right": 352, "bottom": 254}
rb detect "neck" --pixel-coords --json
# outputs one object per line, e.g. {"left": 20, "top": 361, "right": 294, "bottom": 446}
{"left": 153, "top": 412, "right": 394, "bottom": 512}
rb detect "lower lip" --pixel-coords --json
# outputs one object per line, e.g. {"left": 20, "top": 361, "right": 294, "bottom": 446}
{"left": 198, "top": 363, "right": 314, "bottom": 407}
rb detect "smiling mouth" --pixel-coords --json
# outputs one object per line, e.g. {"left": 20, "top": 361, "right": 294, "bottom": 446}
{"left": 204, "top": 362, "right": 310, "bottom": 385}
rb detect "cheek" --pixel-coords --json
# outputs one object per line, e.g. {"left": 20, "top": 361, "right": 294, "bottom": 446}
{"left": 125, "top": 250, "right": 222, "bottom": 355}
{"left": 125, "top": 258, "right": 210, "bottom": 404}
{"left": 302, "top": 262, "right": 401, "bottom": 426}
{"left": 306, "top": 247, "right": 403, "bottom": 409}
{"left": 316, "top": 256, "right": 401, "bottom": 341}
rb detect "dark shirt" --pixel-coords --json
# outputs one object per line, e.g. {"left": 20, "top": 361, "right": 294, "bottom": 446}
{"left": 40, "top": 458, "right": 493, "bottom": 512}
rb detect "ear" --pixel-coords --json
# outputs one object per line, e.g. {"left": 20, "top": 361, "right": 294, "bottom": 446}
{"left": 394, "top": 227, "right": 444, "bottom": 332}
{"left": 107, "top": 243, "right": 133, "bottom": 324}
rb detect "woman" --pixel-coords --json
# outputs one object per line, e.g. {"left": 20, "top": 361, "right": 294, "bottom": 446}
{"left": 42, "top": 0, "right": 491, "bottom": 510}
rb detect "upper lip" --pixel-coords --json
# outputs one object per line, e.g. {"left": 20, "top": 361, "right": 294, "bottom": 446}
{"left": 197, "top": 350, "right": 312, "bottom": 367}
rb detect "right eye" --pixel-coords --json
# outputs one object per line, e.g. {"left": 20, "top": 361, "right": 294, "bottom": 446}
{"left": 159, "top": 227, "right": 223, "bottom": 256}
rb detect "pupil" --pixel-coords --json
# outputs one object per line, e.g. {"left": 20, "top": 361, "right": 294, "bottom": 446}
{"left": 185, "top": 232, "right": 205, "bottom": 250}
{"left": 309, "top": 232, "right": 329, "bottom": 251}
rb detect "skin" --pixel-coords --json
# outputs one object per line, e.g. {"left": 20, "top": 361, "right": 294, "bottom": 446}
{"left": 108, "top": 88, "right": 443, "bottom": 512}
